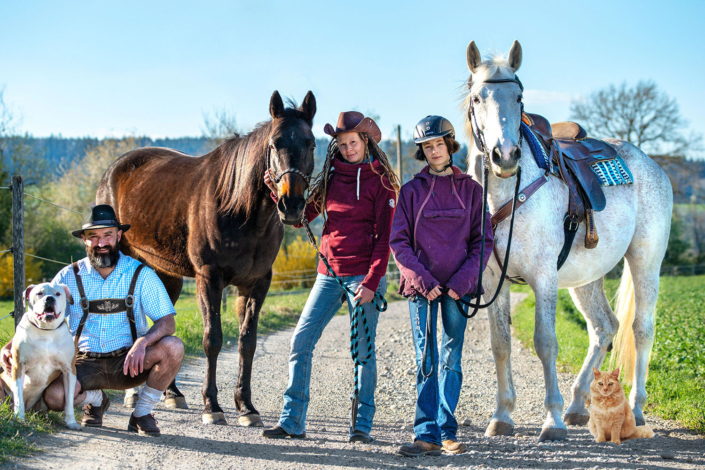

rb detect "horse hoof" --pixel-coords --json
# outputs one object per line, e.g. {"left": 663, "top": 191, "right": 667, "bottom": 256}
{"left": 563, "top": 412, "right": 590, "bottom": 426}
{"left": 202, "top": 412, "right": 228, "bottom": 425}
{"left": 238, "top": 414, "right": 263, "bottom": 427}
{"left": 485, "top": 420, "right": 514, "bottom": 437}
{"left": 164, "top": 396, "right": 189, "bottom": 409}
{"left": 123, "top": 394, "right": 139, "bottom": 408}
{"left": 538, "top": 427, "right": 568, "bottom": 442}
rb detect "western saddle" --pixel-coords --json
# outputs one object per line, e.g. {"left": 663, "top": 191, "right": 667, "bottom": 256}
{"left": 490, "top": 113, "right": 620, "bottom": 278}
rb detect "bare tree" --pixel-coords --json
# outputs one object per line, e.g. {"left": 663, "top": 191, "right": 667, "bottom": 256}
{"left": 570, "top": 80, "right": 702, "bottom": 158}
{"left": 201, "top": 107, "right": 239, "bottom": 150}
{"left": 0, "top": 87, "right": 47, "bottom": 186}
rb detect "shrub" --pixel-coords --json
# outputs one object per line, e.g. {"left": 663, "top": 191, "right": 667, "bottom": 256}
{"left": 272, "top": 236, "right": 318, "bottom": 290}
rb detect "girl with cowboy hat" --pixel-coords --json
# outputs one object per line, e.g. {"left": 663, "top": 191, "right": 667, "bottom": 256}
{"left": 390, "top": 115, "right": 494, "bottom": 456}
{"left": 262, "top": 111, "right": 400, "bottom": 443}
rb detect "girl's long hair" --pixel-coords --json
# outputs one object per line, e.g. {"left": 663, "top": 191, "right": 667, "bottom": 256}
{"left": 307, "top": 133, "right": 401, "bottom": 220}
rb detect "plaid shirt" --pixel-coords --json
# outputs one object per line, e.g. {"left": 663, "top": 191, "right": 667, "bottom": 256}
{"left": 52, "top": 254, "right": 176, "bottom": 353}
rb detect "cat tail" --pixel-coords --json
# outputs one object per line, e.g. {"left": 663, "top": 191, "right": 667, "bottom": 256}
{"left": 610, "top": 258, "right": 637, "bottom": 385}
{"left": 630, "top": 424, "right": 654, "bottom": 439}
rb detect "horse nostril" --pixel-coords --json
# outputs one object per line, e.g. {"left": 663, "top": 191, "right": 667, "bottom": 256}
{"left": 277, "top": 198, "right": 287, "bottom": 213}
{"left": 513, "top": 146, "right": 521, "bottom": 161}
{"left": 492, "top": 147, "right": 502, "bottom": 163}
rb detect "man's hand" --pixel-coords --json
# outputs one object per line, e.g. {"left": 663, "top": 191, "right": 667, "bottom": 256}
{"left": 353, "top": 285, "right": 375, "bottom": 305}
{"left": 123, "top": 337, "right": 147, "bottom": 377}
{"left": 1, "top": 341, "right": 12, "bottom": 372}
{"left": 264, "top": 169, "right": 278, "bottom": 196}
{"left": 447, "top": 289, "right": 460, "bottom": 300}
{"left": 426, "top": 286, "right": 443, "bottom": 301}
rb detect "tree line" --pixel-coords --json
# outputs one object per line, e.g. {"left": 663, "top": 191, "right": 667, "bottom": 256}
{"left": 1, "top": 81, "right": 704, "bottom": 296}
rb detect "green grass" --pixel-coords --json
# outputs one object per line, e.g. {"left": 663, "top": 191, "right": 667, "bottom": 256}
{"left": 512, "top": 275, "right": 705, "bottom": 434}
{"left": 174, "top": 281, "right": 404, "bottom": 356}
{"left": 0, "top": 401, "right": 65, "bottom": 465}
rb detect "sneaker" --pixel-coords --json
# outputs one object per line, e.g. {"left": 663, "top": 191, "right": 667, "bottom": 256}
{"left": 398, "top": 439, "right": 442, "bottom": 457}
{"left": 128, "top": 413, "right": 161, "bottom": 437}
{"left": 81, "top": 391, "right": 110, "bottom": 427}
{"left": 261, "top": 425, "right": 306, "bottom": 439}
{"left": 349, "top": 430, "right": 373, "bottom": 443}
{"left": 442, "top": 439, "right": 467, "bottom": 454}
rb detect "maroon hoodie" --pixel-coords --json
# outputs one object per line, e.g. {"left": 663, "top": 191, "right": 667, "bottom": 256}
{"left": 390, "top": 166, "right": 494, "bottom": 298}
{"left": 278, "top": 156, "right": 396, "bottom": 292}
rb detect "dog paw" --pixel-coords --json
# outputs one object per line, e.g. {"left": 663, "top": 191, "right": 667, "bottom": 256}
{"left": 65, "top": 421, "right": 82, "bottom": 431}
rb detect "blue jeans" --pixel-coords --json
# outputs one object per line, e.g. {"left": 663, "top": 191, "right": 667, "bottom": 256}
{"left": 278, "top": 273, "right": 386, "bottom": 436}
{"left": 408, "top": 294, "right": 468, "bottom": 445}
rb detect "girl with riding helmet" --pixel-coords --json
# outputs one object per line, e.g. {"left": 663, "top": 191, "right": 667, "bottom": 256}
{"left": 262, "top": 111, "right": 400, "bottom": 443}
{"left": 390, "top": 115, "right": 494, "bottom": 456}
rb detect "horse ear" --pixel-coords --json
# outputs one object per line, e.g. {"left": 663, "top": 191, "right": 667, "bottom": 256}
{"left": 270, "top": 91, "right": 285, "bottom": 119}
{"left": 466, "top": 41, "right": 482, "bottom": 73}
{"left": 301, "top": 91, "right": 316, "bottom": 126}
{"left": 507, "top": 40, "right": 522, "bottom": 72}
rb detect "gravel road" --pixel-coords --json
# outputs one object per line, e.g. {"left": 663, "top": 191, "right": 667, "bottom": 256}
{"left": 7, "top": 294, "right": 704, "bottom": 469}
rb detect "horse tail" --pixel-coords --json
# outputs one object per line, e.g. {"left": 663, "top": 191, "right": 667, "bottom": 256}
{"left": 610, "top": 258, "right": 637, "bottom": 385}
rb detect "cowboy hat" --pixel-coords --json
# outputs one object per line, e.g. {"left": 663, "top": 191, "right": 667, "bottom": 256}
{"left": 71, "top": 204, "right": 131, "bottom": 238}
{"left": 323, "top": 111, "right": 382, "bottom": 144}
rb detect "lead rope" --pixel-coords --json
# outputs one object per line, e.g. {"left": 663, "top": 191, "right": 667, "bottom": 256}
{"left": 301, "top": 217, "right": 387, "bottom": 432}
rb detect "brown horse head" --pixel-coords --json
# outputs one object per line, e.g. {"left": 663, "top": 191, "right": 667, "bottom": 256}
{"left": 268, "top": 90, "right": 316, "bottom": 224}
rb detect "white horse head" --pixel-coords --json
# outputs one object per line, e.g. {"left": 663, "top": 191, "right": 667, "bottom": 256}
{"left": 464, "top": 40, "right": 524, "bottom": 177}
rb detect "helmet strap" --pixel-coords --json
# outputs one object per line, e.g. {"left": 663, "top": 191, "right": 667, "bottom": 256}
{"left": 428, "top": 154, "right": 453, "bottom": 174}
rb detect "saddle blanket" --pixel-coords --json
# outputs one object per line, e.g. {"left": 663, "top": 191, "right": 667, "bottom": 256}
{"left": 591, "top": 156, "right": 633, "bottom": 186}
{"left": 521, "top": 123, "right": 633, "bottom": 187}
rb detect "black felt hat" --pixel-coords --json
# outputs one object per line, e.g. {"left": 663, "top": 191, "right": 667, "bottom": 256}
{"left": 71, "top": 204, "right": 131, "bottom": 238}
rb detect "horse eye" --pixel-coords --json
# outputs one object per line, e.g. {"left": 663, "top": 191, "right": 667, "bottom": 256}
{"left": 517, "top": 94, "right": 523, "bottom": 103}
{"left": 473, "top": 96, "right": 480, "bottom": 104}
{"left": 269, "top": 144, "right": 275, "bottom": 150}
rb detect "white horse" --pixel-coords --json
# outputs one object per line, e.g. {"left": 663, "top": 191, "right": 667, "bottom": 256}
{"left": 464, "top": 40, "right": 672, "bottom": 442}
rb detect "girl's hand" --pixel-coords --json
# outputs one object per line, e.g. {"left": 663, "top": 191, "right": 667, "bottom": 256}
{"left": 447, "top": 289, "right": 460, "bottom": 300}
{"left": 353, "top": 285, "right": 375, "bottom": 304}
{"left": 426, "top": 285, "right": 443, "bottom": 301}
{"left": 264, "top": 169, "right": 278, "bottom": 195}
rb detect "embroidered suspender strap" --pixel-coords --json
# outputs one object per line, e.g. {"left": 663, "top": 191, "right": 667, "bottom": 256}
{"left": 73, "top": 262, "right": 90, "bottom": 347}
{"left": 125, "top": 264, "right": 145, "bottom": 343}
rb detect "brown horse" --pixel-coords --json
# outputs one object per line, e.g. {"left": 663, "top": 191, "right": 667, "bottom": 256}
{"left": 96, "top": 91, "right": 317, "bottom": 425}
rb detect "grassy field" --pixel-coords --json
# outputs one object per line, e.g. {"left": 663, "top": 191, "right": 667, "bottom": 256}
{"left": 511, "top": 276, "right": 705, "bottom": 434}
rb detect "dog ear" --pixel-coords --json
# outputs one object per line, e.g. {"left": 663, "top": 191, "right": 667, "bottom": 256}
{"left": 61, "top": 285, "right": 74, "bottom": 305}
{"left": 23, "top": 285, "right": 36, "bottom": 308}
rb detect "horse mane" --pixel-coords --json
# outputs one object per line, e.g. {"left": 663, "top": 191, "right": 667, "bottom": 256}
{"left": 215, "top": 105, "right": 307, "bottom": 219}
{"left": 461, "top": 52, "right": 517, "bottom": 144}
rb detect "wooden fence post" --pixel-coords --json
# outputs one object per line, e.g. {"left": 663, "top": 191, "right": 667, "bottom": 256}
{"left": 12, "top": 175, "right": 24, "bottom": 329}
{"left": 396, "top": 125, "right": 403, "bottom": 184}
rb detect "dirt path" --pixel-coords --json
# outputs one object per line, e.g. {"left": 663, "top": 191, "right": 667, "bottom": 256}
{"left": 7, "top": 294, "right": 704, "bottom": 469}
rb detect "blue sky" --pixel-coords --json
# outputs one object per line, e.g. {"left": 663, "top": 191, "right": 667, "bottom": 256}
{"left": 1, "top": 0, "right": 704, "bottom": 146}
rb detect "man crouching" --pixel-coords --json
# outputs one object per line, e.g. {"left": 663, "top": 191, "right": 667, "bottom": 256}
{"left": 1, "top": 204, "right": 184, "bottom": 436}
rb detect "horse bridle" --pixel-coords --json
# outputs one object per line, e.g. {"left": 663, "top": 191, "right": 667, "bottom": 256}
{"left": 266, "top": 138, "right": 314, "bottom": 187}
{"left": 461, "top": 74, "right": 526, "bottom": 316}
{"left": 468, "top": 75, "right": 525, "bottom": 159}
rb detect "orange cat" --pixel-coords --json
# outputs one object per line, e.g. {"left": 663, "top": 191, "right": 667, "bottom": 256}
{"left": 588, "top": 367, "right": 654, "bottom": 444}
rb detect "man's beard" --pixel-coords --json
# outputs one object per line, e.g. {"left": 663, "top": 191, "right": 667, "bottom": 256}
{"left": 87, "top": 243, "right": 120, "bottom": 269}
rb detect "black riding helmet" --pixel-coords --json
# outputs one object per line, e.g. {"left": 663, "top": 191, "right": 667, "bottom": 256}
{"left": 413, "top": 115, "right": 455, "bottom": 144}
{"left": 413, "top": 115, "right": 456, "bottom": 173}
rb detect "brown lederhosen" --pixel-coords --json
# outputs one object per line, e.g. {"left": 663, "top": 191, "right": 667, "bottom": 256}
{"left": 72, "top": 262, "right": 150, "bottom": 391}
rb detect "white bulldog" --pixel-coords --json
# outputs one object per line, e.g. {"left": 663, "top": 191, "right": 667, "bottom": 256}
{"left": 1, "top": 282, "right": 81, "bottom": 430}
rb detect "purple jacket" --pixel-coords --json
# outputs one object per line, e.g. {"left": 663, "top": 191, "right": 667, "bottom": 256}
{"left": 390, "top": 166, "right": 494, "bottom": 298}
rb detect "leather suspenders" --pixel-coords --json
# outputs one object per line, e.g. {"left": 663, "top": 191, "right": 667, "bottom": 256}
{"left": 72, "top": 262, "right": 146, "bottom": 347}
